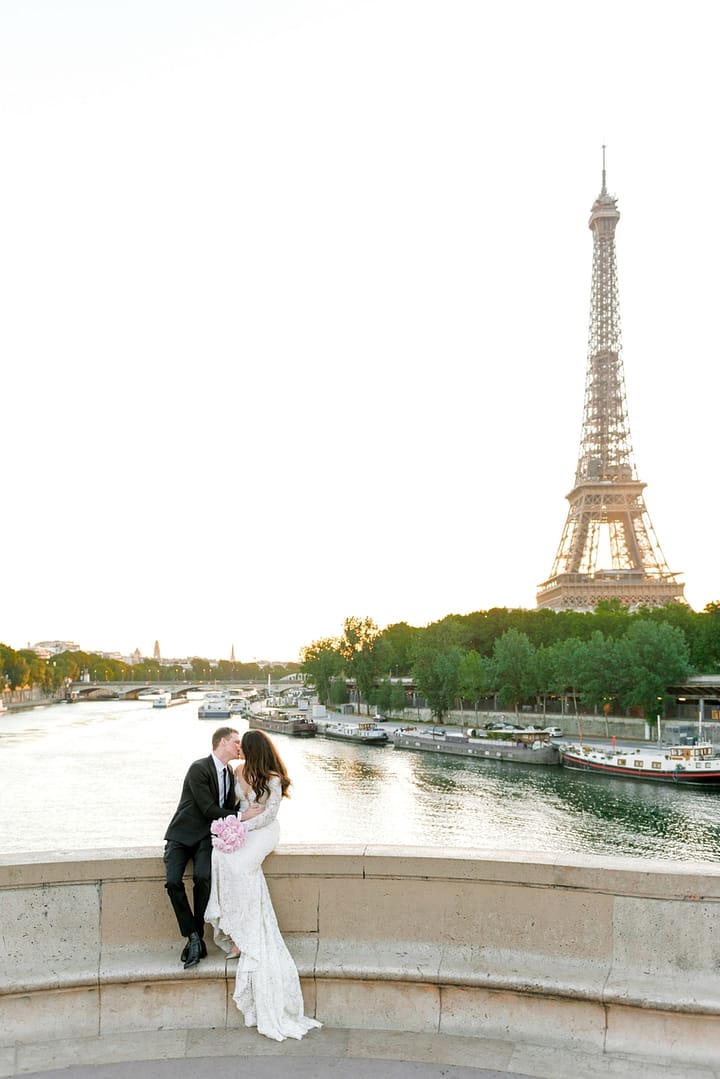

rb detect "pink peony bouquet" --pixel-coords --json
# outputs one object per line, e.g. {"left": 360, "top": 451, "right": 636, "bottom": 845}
{"left": 211, "top": 815, "right": 247, "bottom": 853}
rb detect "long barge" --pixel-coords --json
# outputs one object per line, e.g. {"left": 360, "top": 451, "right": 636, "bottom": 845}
{"left": 561, "top": 740, "right": 720, "bottom": 785}
{"left": 248, "top": 711, "right": 317, "bottom": 737}
{"left": 391, "top": 727, "right": 561, "bottom": 766}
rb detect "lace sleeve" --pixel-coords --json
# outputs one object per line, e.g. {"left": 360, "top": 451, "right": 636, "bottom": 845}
{"left": 245, "top": 775, "right": 283, "bottom": 832}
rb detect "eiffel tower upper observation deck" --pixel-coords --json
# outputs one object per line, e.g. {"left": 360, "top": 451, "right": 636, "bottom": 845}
{"left": 536, "top": 157, "right": 686, "bottom": 611}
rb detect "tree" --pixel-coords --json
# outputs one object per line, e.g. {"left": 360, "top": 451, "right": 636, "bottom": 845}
{"left": 337, "top": 616, "right": 381, "bottom": 713}
{"left": 457, "top": 650, "right": 489, "bottom": 716}
{"left": 695, "top": 602, "right": 720, "bottom": 671}
{"left": 299, "top": 638, "right": 343, "bottom": 705}
{"left": 575, "top": 631, "right": 621, "bottom": 714}
{"left": 489, "top": 629, "right": 535, "bottom": 713}
{"left": 377, "top": 622, "right": 421, "bottom": 676}
{"left": 615, "top": 620, "right": 692, "bottom": 725}
{"left": 412, "top": 641, "right": 462, "bottom": 720}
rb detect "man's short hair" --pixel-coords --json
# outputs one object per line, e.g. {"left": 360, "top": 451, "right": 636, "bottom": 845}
{"left": 212, "top": 726, "right": 239, "bottom": 749}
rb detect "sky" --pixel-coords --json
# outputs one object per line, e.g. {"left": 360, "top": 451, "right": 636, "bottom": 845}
{"left": 1, "top": 0, "right": 718, "bottom": 664}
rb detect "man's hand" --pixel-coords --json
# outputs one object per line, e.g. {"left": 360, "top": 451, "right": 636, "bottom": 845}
{"left": 239, "top": 803, "right": 263, "bottom": 821}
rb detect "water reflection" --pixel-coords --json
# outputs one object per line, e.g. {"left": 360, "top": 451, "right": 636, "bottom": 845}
{"left": 1, "top": 700, "right": 719, "bottom": 862}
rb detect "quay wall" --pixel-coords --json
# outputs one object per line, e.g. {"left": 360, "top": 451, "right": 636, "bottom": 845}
{"left": 1, "top": 847, "right": 720, "bottom": 1074}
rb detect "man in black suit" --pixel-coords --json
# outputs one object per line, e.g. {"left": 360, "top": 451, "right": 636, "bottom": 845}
{"left": 164, "top": 725, "right": 262, "bottom": 969}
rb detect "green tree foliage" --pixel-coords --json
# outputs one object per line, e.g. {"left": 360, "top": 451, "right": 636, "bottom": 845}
{"left": 338, "top": 616, "right": 381, "bottom": 711}
{"left": 695, "top": 602, "right": 720, "bottom": 670}
{"left": 1, "top": 647, "right": 30, "bottom": 689}
{"left": 299, "top": 637, "right": 343, "bottom": 705}
{"left": 489, "top": 629, "right": 535, "bottom": 713}
{"left": 457, "top": 650, "right": 489, "bottom": 715}
{"left": 412, "top": 642, "right": 462, "bottom": 720}
{"left": 377, "top": 622, "right": 421, "bottom": 676}
{"left": 615, "top": 620, "right": 691, "bottom": 722}
{"left": 575, "top": 631, "right": 621, "bottom": 713}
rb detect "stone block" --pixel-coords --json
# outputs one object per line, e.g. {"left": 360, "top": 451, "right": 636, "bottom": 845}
{"left": 266, "top": 875, "right": 321, "bottom": 933}
{"left": 100, "top": 878, "right": 177, "bottom": 946}
{"left": 611, "top": 894, "right": 720, "bottom": 983}
{"left": 440, "top": 984, "right": 605, "bottom": 1054}
{"left": 0, "top": 1046, "right": 14, "bottom": 1079}
{"left": 98, "top": 978, "right": 228, "bottom": 1035}
{"left": 315, "top": 938, "right": 443, "bottom": 983}
{"left": 315, "top": 976, "right": 439, "bottom": 1033}
{"left": 316, "top": 874, "right": 614, "bottom": 967}
{"left": 0, "top": 986, "right": 99, "bottom": 1046}
{"left": 0, "top": 884, "right": 99, "bottom": 992}
{"left": 605, "top": 1002, "right": 720, "bottom": 1068}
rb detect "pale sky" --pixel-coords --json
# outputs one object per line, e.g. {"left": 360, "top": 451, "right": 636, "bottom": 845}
{"left": 1, "top": 1, "right": 718, "bottom": 663}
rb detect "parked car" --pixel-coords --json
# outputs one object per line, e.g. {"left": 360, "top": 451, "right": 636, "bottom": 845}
{"left": 543, "top": 726, "right": 563, "bottom": 737}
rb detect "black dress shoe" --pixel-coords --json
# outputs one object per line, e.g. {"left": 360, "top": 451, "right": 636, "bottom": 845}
{"left": 183, "top": 932, "right": 203, "bottom": 969}
{"left": 180, "top": 938, "right": 207, "bottom": 964}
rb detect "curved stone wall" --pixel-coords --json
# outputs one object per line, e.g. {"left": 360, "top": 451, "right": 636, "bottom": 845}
{"left": 1, "top": 846, "right": 719, "bottom": 1072}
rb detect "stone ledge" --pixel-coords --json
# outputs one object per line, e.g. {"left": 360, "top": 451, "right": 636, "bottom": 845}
{"left": 5, "top": 935, "right": 720, "bottom": 1022}
{"left": 3, "top": 848, "right": 720, "bottom": 1074}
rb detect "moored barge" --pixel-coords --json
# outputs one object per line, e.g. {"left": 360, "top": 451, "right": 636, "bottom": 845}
{"left": 561, "top": 740, "right": 720, "bottom": 785}
{"left": 249, "top": 711, "right": 317, "bottom": 737}
{"left": 391, "top": 727, "right": 560, "bottom": 766}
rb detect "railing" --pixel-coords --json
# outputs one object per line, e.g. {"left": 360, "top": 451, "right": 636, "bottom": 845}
{"left": 1, "top": 846, "right": 719, "bottom": 1072}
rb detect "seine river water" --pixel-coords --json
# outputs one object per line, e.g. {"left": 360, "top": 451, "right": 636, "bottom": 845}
{"left": 2, "top": 698, "right": 720, "bottom": 863}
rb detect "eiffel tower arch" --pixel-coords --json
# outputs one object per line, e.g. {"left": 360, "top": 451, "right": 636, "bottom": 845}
{"left": 536, "top": 154, "right": 686, "bottom": 612}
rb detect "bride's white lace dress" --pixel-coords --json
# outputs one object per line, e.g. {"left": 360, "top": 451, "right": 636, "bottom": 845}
{"left": 204, "top": 775, "right": 321, "bottom": 1042}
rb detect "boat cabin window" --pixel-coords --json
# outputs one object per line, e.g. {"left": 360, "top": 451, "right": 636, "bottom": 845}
{"left": 633, "top": 760, "right": 644, "bottom": 768}
{"left": 617, "top": 758, "right": 626, "bottom": 766}
{"left": 651, "top": 762, "right": 662, "bottom": 770}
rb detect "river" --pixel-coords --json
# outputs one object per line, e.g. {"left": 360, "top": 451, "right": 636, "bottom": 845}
{"left": 2, "top": 699, "right": 720, "bottom": 862}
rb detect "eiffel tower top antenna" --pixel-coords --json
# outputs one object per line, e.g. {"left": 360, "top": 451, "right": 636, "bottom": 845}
{"left": 601, "top": 144, "right": 606, "bottom": 195}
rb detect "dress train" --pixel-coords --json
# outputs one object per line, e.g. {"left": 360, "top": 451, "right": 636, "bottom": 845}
{"left": 205, "top": 777, "right": 321, "bottom": 1042}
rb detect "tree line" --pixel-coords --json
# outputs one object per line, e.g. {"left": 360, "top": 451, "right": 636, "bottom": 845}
{"left": 299, "top": 603, "right": 720, "bottom": 722}
{"left": 0, "top": 646, "right": 300, "bottom": 694}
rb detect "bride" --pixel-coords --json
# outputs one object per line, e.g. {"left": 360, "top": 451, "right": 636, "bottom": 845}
{"left": 204, "top": 728, "right": 321, "bottom": 1042}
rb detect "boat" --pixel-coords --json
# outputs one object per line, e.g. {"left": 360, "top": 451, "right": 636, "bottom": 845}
{"left": 249, "top": 711, "right": 317, "bottom": 737}
{"left": 321, "top": 721, "right": 390, "bottom": 745}
{"left": 198, "top": 693, "right": 243, "bottom": 720}
{"left": 391, "top": 726, "right": 561, "bottom": 766}
{"left": 152, "top": 692, "right": 189, "bottom": 709}
{"left": 560, "top": 740, "right": 720, "bottom": 785}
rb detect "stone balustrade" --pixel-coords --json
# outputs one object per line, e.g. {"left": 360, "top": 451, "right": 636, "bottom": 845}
{"left": 1, "top": 846, "right": 720, "bottom": 1074}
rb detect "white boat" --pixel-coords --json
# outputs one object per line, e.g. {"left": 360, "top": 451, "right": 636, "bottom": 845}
{"left": 198, "top": 692, "right": 243, "bottom": 720}
{"left": 561, "top": 740, "right": 720, "bottom": 785}
{"left": 321, "top": 721, "right": 389, "bottom": 745}
{"left": 152, "top": 692, "right": 189, "bottom": 709}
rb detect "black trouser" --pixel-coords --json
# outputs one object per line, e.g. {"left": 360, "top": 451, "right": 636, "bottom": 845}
{"left": 163, "top": 835, "right": 212, "bottom": 939}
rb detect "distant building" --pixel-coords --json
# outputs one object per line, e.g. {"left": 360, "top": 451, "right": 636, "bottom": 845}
{"left": 30, "top": 641, "right": 81, "bottom": 658}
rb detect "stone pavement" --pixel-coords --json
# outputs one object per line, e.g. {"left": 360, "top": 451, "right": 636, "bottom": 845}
{"left": 19, "top": 1059, "right": 521, "bottom": 1079}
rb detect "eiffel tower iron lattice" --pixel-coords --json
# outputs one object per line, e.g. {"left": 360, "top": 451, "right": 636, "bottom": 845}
{"left": 536, "top": 155, "right": 685, "bottom": 612}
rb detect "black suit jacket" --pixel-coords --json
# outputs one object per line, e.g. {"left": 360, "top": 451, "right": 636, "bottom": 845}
{"left": 164, "top": 754, "right": 235, "bottom": 846}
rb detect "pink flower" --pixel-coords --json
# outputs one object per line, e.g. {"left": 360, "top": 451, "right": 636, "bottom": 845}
{"left": 211, "top": 815, "right": 248, "bottom": 853}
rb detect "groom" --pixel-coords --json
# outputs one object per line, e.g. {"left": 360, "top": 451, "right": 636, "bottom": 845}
{"left": 164, "top": 725, "right": 262, "bottom": 969}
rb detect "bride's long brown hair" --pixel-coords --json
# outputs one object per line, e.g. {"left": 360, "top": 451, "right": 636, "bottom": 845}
{"left": 240, "top": 729, "right": 291, "bottom": 801}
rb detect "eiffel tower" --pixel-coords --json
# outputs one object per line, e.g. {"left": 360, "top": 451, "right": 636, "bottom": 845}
{"left": 536, "top": 154, "right": 685, "bottom": 611}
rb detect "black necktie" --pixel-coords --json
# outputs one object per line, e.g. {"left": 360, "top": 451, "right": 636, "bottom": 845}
{"left": 220, "top": 769, "right": 227, "bottom": 805}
